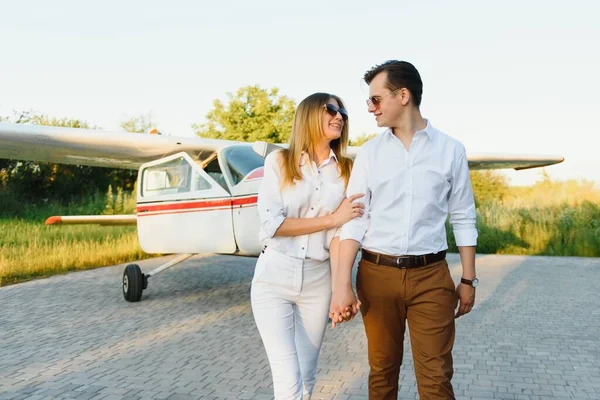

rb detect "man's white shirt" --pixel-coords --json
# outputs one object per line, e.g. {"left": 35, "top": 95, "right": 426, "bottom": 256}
{"left": 340, "top": 120, "right": 477, "bottom": 255}
{"left": 258, "top": 149, "right": 345, "bottom": 261}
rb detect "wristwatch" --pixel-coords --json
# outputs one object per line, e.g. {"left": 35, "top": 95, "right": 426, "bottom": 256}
{"left": 461, "top": 277, "right": 479, "bottom": 288}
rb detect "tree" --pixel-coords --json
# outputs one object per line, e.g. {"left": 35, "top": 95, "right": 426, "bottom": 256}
{"left": 470, "top": 170, "right": 510, "bottom": 206}
{"left": 0, "top": 112, "right": 137, "bottom": 210}
{"left": 193, "top": 85, "right": 296, "bottom": 143}
{"left": 349, "top": 133, "right": 378, "bottom": 146}
{"left": 121, "top": 113, "right": 154, "bottom": 133}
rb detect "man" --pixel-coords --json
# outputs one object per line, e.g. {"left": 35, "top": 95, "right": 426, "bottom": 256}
{"left": 330, "top": 60, "right": 478, "bottom": 399}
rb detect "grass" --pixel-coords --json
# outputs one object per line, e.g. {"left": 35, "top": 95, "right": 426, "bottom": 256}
{"left": 0, "top": 220, "right": 149, "bottom": 286}
{"left": 447, "top": 201, "right": 600, "bottom": 257}
{"left": 1, "top": 177, "right": 599, "bottom": 287}
{"left": 447, "top": 178, "right": 600, "bottom": 257}
{"left": 0, "top": 187, "right": 152, "bottom": 287}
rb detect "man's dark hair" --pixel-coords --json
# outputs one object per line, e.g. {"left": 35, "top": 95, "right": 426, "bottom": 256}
{"left": 363, "top": 60, "right": 423, "bottom": 107}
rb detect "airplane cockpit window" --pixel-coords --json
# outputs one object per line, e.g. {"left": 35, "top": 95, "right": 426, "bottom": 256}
{"left": 223, "top": 145, "right": 265, "bottom": 185}
{"left": 195, "top": 172, "right": 212, "bottom": 191}
{"left": 142, "top": 157, "right": 193, "bottom": 197}
{"left": 204, "top": 157, "right": 229, "bottom": 192}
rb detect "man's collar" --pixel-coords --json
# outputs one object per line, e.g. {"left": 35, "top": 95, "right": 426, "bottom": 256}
{"left": 418, "top": 119, "right": 434, "bottom": 140}
{"left": 385, "top": 119, "right": 434, "bottom": 140}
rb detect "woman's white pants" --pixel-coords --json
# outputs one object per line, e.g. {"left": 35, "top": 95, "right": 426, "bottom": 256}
{"left": 251, "top": 248, "right": 331, "bottom": 400}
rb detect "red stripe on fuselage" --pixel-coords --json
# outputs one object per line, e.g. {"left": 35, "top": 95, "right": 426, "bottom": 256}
{"left": 232, "top": 196, "right": 258, "bottom": 207}
{"left": 137, "top": 196, "right": 258, "bottom": 215}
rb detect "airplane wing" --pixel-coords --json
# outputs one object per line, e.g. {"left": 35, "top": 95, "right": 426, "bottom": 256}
{"left": 254, "top": 142, "right": 564, "bottom": 171}
{"left": 0, "top": 123, "right": 564, "bottom": 172}
{"left": 464, "top": 153, "right": 564, "bottom": 170}
{"left": 0, "top": 122, "right": 236, "bottom": 170}
{"left": 347, "top": 146, "right": 564, "bottom": 170}
{"left": 45, "top": 215, "right": 137, "bottom": 225}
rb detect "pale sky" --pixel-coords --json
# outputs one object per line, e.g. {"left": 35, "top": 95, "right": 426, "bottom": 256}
{"left": 1, "top": 0, "right": 598, "bottom": 186}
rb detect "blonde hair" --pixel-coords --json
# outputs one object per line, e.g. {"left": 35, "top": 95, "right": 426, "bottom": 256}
{"left": 280, "top": 92, "right": 352, "bottom": 188}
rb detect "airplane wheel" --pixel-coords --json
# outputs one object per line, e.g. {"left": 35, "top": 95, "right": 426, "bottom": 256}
{"left": 123, "top": 264, "right": 145, "bottom": 302}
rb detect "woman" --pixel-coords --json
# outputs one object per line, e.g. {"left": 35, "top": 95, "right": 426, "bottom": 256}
{"left": 251, "top": 92, "right": 363, "bottom": 399}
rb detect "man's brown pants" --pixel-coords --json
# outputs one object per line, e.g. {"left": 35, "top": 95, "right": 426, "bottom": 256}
{"left": 356, "top": 258, "right": 458, "bottom": 400}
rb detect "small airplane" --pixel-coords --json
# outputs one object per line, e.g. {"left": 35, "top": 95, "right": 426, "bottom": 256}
{"left": 0, "top": 122, "right": 564, "bottom": 302}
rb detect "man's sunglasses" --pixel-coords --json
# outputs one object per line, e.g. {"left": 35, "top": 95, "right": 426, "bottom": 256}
{"left": 324, "top": 104, "right": 348, "bottom": 121}
{"left": 366, "top": 88, "right": 401, "bottom": 107}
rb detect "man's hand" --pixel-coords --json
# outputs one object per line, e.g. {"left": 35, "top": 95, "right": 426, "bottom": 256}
{"left": 330, "top": 285, "right": 361, "bottom": 328}
{"left": 455, "top": 283, "right": 475, "bottom": 318}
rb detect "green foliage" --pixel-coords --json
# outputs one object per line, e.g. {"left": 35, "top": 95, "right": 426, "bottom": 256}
{"left": 349, "top": 133, "right": 378, "bottom": 146}
{"left": 0, "top": 186, "right": 136, "bottom": 220}
{"left": 0, "top": 188, "right": 140, "bottom": 286}
{"left": 104, "top": 185, "right": 136, "bottom": 215}
{"left": 193, "top": 85, "right": 296, "bottom": 143}
{"left": 447, "top": 178, "right": 600, "bottom": 257}
{"left": 0, "top": 218, "right": 146, "bottom": 287}
{"left": 16, "top": 113, "right": 90, "bottom": 128}
{"left": 469, "top": 170, "right": 510, "bottom": 206}
{"left": 120, "top": 113, "right": 154, "bottom": 133}
{"left": 0, "top": 191, "right": 107, "bottom": 220}
{"left": 0, "top": 112, "right": 137, "bottom": 207}
{"left": 506, "top": 171, "right": 599, "bottom": 206}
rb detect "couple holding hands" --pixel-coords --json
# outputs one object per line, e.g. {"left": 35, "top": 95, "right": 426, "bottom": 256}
{"left": 251, "top": 60, "right": 478, "bottom": 400}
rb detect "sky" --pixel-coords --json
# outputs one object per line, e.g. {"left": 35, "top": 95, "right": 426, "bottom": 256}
{"left": 1, "top": 0, "right": 598, "bottom": 186}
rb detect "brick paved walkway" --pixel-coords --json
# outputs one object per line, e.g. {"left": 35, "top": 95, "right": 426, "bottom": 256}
{"left": 1, "top": 254, "right": 599, "bottom": 399}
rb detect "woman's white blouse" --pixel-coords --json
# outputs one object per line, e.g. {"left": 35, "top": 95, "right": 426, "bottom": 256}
{"left": 258, "top": 149, "right": 345, "bottom": 261}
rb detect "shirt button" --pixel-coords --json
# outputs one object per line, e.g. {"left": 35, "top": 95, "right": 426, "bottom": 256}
{"left": 311, "top": 207, "right": 314, "bottom": 210}
{"left": 302, "top": 247, "right": 305, "bottom": 250}
{"left": 316, "top": 188, "right": 319, "bottom": 191}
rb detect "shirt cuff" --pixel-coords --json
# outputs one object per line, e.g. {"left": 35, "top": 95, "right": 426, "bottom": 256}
{"left": 261, "top": 214, "right": 286, "bottom": 239}
{"left": 454, "top": 228, "right": 478, "bottom": 247}
{"left": 325, "top": 228, "right": 341, "bottom": 249}
{"left": 339, "top": 226, "right": 366, "bottom": 243}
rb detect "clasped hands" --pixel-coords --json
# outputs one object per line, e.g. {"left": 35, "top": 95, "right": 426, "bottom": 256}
{"left": 329, "top": 285, "right": 361, "bottom": 328}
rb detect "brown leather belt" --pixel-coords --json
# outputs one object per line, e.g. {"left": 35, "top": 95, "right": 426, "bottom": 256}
{"left": 361, "top": 249, "right": 446, "bottom": 269}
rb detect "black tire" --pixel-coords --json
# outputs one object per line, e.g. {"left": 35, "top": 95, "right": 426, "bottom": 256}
{"left": 123, "top": 264, "right": 145, "bottom": 302}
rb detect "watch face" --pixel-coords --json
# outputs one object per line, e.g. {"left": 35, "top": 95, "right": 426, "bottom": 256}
{"left": 472, "top": 278, "right": 479, "bottom": 288}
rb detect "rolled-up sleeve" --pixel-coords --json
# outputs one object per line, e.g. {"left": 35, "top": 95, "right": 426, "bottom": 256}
{"left": 339, "top": 149, "right": 371, "bottom": 243}
{"left": 449, "top": 144, "right": 478, "bottom": 246}
{"left": 325, "top": 227, "right": 342, "bottom": 249}
{"left": 257, "top": 152, "right": 286, "bottom": 241}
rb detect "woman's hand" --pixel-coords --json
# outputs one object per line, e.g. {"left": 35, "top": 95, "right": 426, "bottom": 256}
{"left": 332, "top": 193, "right": 365, "bottom": 227}
{"left": 329, "top": 285, "right": 361, "bottom": 328}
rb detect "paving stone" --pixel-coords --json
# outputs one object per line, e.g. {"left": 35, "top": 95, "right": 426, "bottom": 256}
{"left": 0, "top": 254, "right": 598, "bottom": 399}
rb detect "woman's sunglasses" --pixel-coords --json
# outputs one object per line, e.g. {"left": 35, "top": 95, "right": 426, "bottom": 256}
{"left": 324, "top": 104, "right": 348, "bottom": 121}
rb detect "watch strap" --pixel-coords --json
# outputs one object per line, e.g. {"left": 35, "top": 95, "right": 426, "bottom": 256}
{"left": 461, "top": 278, "right": 475, "bottom": 286}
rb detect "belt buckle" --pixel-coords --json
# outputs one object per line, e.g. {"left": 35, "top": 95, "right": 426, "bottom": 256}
{"left": 395, "top": 256, "right": 409, "bottom": 268}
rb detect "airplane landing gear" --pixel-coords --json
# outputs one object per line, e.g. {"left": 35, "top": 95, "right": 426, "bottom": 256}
{"left": 122, "top": 254, "right": 195, "bottom": 302}
{"left": 123, "top": 264, "right": 147, "bottom": 302}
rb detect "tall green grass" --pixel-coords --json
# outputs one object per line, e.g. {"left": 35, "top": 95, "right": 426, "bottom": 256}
{"left": 1, "top": 178, "right": 599, "bottom": 287}
{"left": 0, "top": 187, "right": 149, "bottom": 287}
{"left": 0, "top": 221, "right": 147, "bottom": 286}
{"left": 0, "top": 184, "right": 136, "bottom": 219}
{"left": 447, "top": 179, "right": 600, "bottom": 257}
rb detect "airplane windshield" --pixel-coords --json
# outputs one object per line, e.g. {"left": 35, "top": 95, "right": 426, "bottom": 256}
{"left": 223, "top": 145, "right": 265, "bottom": 185}
{"left": 142, "top": 156, "right": 197, "bottom": 197}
